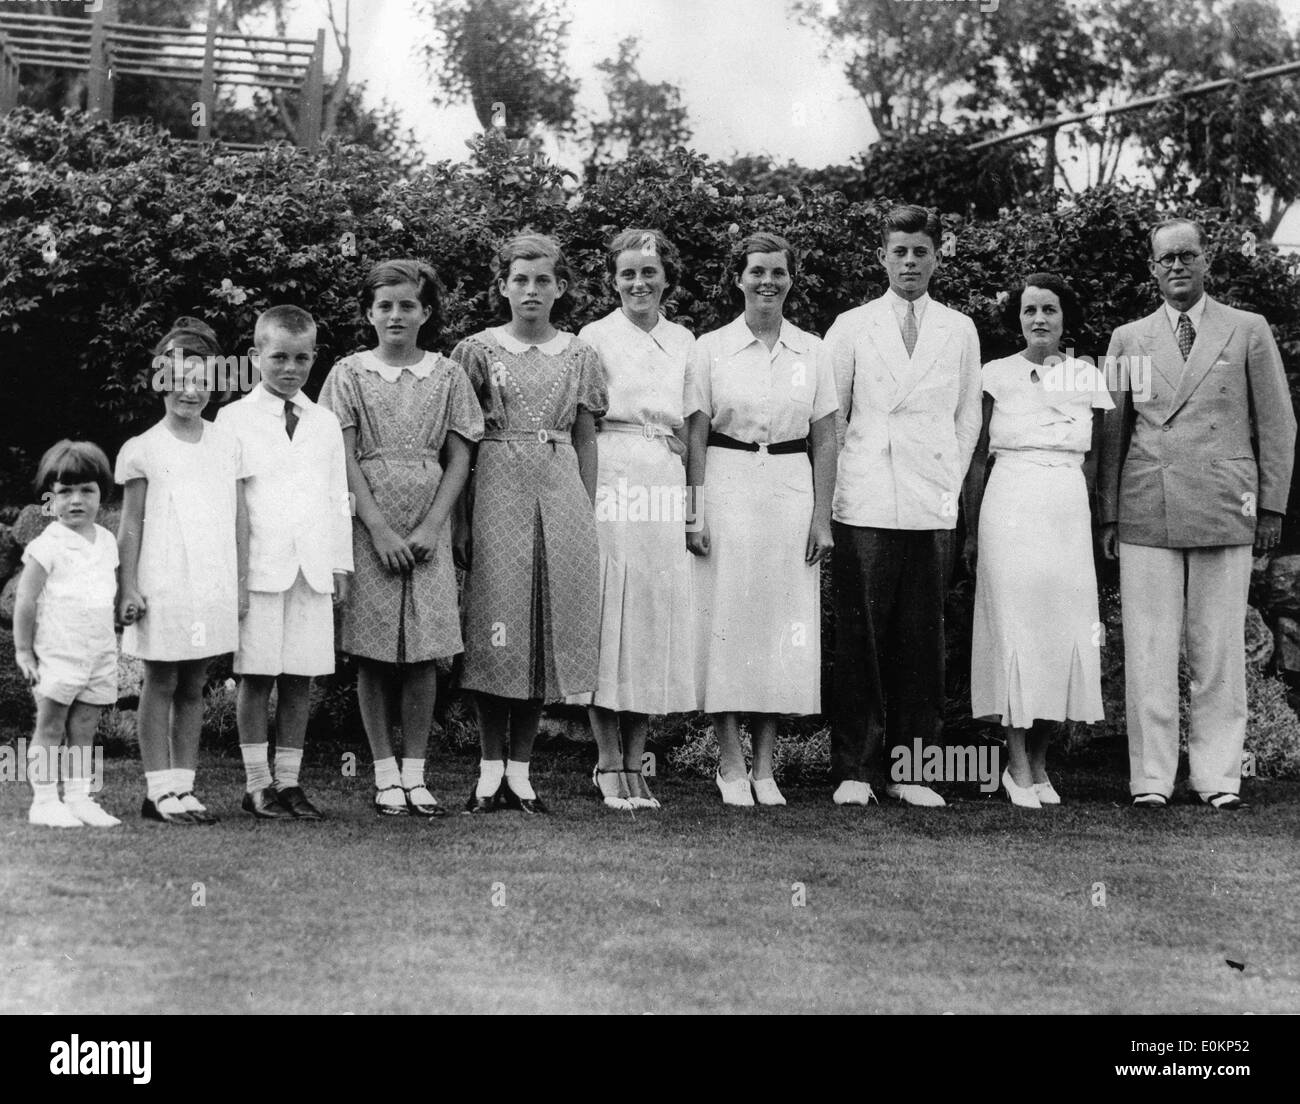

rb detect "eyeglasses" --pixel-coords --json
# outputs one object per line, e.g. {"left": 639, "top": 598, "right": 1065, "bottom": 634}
{"left": 1152, "top": 251, "right": 1202, "bottom": 270}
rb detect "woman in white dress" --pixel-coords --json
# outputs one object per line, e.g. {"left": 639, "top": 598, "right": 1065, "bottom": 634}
{"left": 686, "top": 232, "right": 838, "bottom": 806}
{"left": 965, "top": 273, "right": 1112, "bottom": 808}
{"left": 579, "top": 229, "right": 697, "bottom": 810}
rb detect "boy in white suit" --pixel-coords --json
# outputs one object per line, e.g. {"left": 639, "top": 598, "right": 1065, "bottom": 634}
{"left": 824, "top": 206, "right": 982, "bottom": 807}
{"left": 217, "top": 306, "right": 353, "bottom": 819}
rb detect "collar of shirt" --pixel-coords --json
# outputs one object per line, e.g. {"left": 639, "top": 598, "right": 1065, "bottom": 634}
{"left": 611, "top": 308, "right": 674, "bottom": 353}
{"left": 48, "top": 520, "right": 102, "bottom": 550}
{"left": 493, "top": 327, "right": 572, "bottom": 355}
{"left": 1163, "top": 294, "right": 1207, "bottom": 333}
{"left": 884, "top": 287, "right": 931, "bottom": 326}
{"left": 718, "top": 314, "right": 809, "bottom": 358}
{"left": 355, "top": 349, "right": 439, "bottom": 383}
{"left": 249, "top": 381, "right": 310, "bottom": 413}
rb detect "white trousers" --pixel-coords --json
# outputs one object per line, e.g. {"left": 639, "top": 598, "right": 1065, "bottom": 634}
{"left": 1119, "top": 542, "right": 1252, "bottom": 797}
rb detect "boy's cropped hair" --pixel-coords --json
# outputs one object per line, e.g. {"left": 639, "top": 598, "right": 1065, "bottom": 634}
{"left": 255, "top": 304, "right": 317, "bottom": 346}
{"left": 880, "top": 204, "right": 943, "bottom": 251}
{"left": 34, "top": 439, "right": 113, "bottom": 501}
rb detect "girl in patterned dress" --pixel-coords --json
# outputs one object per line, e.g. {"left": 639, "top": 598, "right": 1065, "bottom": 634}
{"left": 451, "top": 234, "right": 608, "bottom": 814}
{"left": 319, "top": 260, "right": 484, "bottom": 816}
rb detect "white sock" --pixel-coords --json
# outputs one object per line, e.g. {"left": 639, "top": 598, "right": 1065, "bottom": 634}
{"left": 64, "top": 777, "right": 91, "bottom": 801}
{"left": 145, "top": 770, "right": 172, "bottom": 802}
{"left": 241, "top": 743, "right": 273, "bottom": 793}
{"left": 274, "top": 746, "right": 303, "bottom": 789}
{"left": 400, "top": 758, "right": 425, "bottom": 790}
{"left": 30, "top": 780, "right": 59, "bottom": 805}
{"left": 476, "top": 759, "right": 505, "bottom": 799}
{"left": 171, "top": 767, "right": 195, "bottom": 795}
{"left": 373, "top": 756, "right": 400, "bottom": 790}
{"left": 27, "top": 744, "right": 57, "bottom": 797}
{"left": 505, "top": 759, "right": 535, "bottom": 800}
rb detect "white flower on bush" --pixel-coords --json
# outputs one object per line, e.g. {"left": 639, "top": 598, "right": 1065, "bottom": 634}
{"left": 388, "top": 216, "right": 404, "bottom": 231}
{"left": 16, "top": 160, "right": 32, "bottom": 175}
{"left": 40, "top": 241, "right": 58, "bottom": 265}
{"left": 96, "top": 200, "right": 112, "bottom": 217}
{"left": 35, "top": 222, "right": 55, "bottom": 241}
{"left": 995, "top": 291, "right": 1010, "bottom": 306}
{"left": 167, "top": 213, "right": 184, "bottom": 230}
{"left": 214, "top": 277, "right": 249, "bottom": 305}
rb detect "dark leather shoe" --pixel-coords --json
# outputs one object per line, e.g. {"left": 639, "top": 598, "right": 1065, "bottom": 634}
{"left": 276, "top": 785, "right": 323, "bottom": 820}
{"left": 242, "top": 787, "right": 290, "bottom": 819}
{"left": 499, "top": 783, "right": 549, "bottom": 815}
{"left": 176, "top": 793, "right": 219, "bottom": 824}
{"left": 463, "top": 783, "right": 499, "bottom": 814}
{"left": 404, "top": 784, "right": 447, "bottom": 818}
{"left": 141, "top": 793, "right": 197, "bottom": 824}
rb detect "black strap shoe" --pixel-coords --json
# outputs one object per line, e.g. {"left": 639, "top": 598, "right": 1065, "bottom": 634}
{"left": 463, "top": 782, "right": 499, "bottom": 814}
{"left": 175, "top": 793, "right": 219, "bottom": 825}
{"left": 499, "top": 781, "right": 549, "bottom": 815}
{"left": 242, "top": 787, "right": 290, "bottom": 819}
{"left": 141, "top": 793, "right": 197, "bottom": 824}
{"left": 276, "top": 785, "right": 324, "bottom": 820}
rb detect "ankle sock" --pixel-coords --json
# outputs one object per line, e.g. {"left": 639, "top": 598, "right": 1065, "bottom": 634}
{"left": 172, "top": 767, "right": 195, "bottom": 795}
{"left": 63, "top": 777, "right": 91, "bottom": 802}
{"left": 399, "top": 758, "right": 425, "bottom": 790}
{"left": 505, "top": 759, "right": 535, "bottom": 800}
{"left": 145, "top": 770, "right": 172, "bottom": 802}
{"left": 241, "top": 743, "right": 273, "bottom": 793}
{"left": 476, "top": 759, "right": 505, "bottom": 799}
{"left": 373, "top": 756, "right": 400, "bottom": 791}
{"left": 30, "top": 780, "right": 59, "bottom": 805}
{"left": 274, "top": 746, "right": 303, "bottom": 789}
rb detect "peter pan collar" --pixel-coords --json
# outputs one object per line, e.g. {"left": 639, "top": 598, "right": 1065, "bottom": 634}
{"left": 493, "top": 327, "right": 572, "bottom": 355}
{"left": 355, "top": 349, "right": 440, "bottom": 382}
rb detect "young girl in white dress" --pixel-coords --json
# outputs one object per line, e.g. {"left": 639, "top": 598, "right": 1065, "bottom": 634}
{"left": 965, "top": 274, "right": 1112, "bottom": 807}
{"left": 117, "top": 318, "right": 251, "bottom": 824}
{"left": 12, "top": 441, "right": 122, "bottom": 827}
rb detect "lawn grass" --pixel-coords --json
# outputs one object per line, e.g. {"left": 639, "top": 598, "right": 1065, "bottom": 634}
{"left": 1, "top": 745, "right": 1297, "bottom": 1015}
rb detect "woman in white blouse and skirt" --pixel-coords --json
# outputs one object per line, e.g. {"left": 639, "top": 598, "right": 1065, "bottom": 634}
{"left": 965, "top": 273, "right": 1112, "bottom": 808}
{"left": 578, "top": 229, "right": 698, "bottom": 809}
{"left": 686, "top": 232, "right": 838, "bottom": 806}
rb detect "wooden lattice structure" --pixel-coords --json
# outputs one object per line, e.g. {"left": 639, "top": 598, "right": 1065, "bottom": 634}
{"left": 0, "top": 0, "right": 325, "bottom": 150}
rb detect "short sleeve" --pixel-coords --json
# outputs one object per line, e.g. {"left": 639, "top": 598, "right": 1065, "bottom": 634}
{"left": 981, "top": 360, "right": 1004, "bottom": 401}
{"left": 231, "top": 427, "right": 254, "bottom": 480}
{"left": 810, "top": 338, "right": 839, "bottom": 421}
{"left": 689, "top": 338, "right": 713, "bottom": 418}
{"left": 1084, "top": 362, "right": 1116, "bottom": 411}
{"left": 681, "top": 345, "right": 700, "bottom": 419}
{"left": 449, "top": 338, "right": 492, "bottom": 397}
{"left": 446, "top": 361, "right": 486, "bottom": 442}
{"left": 102, "top": 530, "right": 120, "bottom": 570}
{"left": 21, "top": 528, "right": 59, "bottom": 573}
{"left": 114, "top": 434, "right": 147, "bottom": 484}
{"left": 573, "top": 341, "right": 608, "bottom": 420}
{"left": 318, "top": 358, "right": 358, "bottom": 430}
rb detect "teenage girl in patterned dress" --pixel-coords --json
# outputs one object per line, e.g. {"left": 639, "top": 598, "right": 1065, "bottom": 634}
{"left": 451, "top": 234, "right": 608, "bottom": 814}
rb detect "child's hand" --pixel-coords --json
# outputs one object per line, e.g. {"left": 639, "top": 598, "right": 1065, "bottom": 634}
{"left": 238, "top": 579, "right": 250, "bottom": 621}
{"left": 370, "top": 524, "right": 416, "bottom": 574}
{"left": 118, "top": 589, "right": 146, "bottom": 625}
{"left": 14, "top": 649, "right": 38, "bottom": 686}
{"left": 333, "top": 572, "right": 350, "bottom": 605}
{"left": 406, "top": 522, "right": 439, "bottom": 564}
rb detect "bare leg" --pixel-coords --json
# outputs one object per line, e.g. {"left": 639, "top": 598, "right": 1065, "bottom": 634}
{"left": 137, "top": 661, "right": 179, "bottom": 775}
{"left": 713, "top": 712, "right": 746, "bottom": 782}
{"left": 237, "top": 675, "right": 274, "bottom": 747}
{"left": 27, "top": 695, "right": 71, "bottom": 788}
{"left": 398, "top": 661, "right": 438, "bottom": 761}
{"left": 620, "top": 712, "right": 655, "bottom": 804}
{"left": 356, "top": 659, "right": 397, "bottom": 761}
{"left": 1005, "top": 725, "right": 1032, "bottom": 788}
{"left": 750, "top": 714, "right": 778, "bottom": 780}
{"left": 588, "top": 704, "right": 629, "bottom": 803}
{"left": 507, "top": 699, "right": 543, "bottom": 763}
{"left": 274, "top": 675, "right": 312, "bottom": 751}
{"left": 170, "top": 659, "right": 209, "bottom": 771}
{"left": 1027, "top": 725, "right": 1051, "bottom": 785}
{"left": 474, "top": 691, "right": 510, "bottom": 762}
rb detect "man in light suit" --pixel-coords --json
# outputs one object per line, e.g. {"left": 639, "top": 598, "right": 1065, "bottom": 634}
{"left": 824, "top": 205, "right": 983, "bottom": 807}
{"left": 1099, "top": 218, "right": 1295, "bottom": 809}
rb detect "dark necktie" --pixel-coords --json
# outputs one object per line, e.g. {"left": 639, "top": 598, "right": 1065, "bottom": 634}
{"left": 284, "top": 399, "right": 299, "bottom": 440}
{"left": 1176, "top": 312, "right": 1195, "bottom": 361}
{"left": 902, "top": 301, "right": 918, "bottom": 357}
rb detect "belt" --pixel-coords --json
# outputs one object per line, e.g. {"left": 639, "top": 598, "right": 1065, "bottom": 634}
{"left": 482, "top": 429, "right": 572, "bottom": 444}
{"left": 599, "top": 420, "right": 673, "bottom": 439}
{"left": 708, "top": 431, "right": 808, "bottom": 455}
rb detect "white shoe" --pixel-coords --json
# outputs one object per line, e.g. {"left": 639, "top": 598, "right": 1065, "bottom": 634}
{"left": 885, "top": 783, "right": 947, "bottom": 807}
{"left": 29, "top": 800, "right": 83, "bottom": 828}
{"left": 749, "top": 771, "right": 786, "bottom": 806}
{"left": 1002, "top": 769, "right": 1042, "bottom": 809}
{"left": 715, "top": 771, "right": 754, "bottom": 807}
{"left": 64, "top": 797, "right": 122, "bottom": 827}
{"left": 832, "top": 780, "right": 877, "bottom": 806}
{"left": 1034, "top": 780, "right": 1061, "bottom": 805}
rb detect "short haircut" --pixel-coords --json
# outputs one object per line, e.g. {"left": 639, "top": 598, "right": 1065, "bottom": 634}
{"left": 730, "top": 231, "right": 797, "bottom": 283}
{"left": 880, "top": 204, "right": 943, "bottom": 251}
{"left": 360, "top": 258, "right": 444, "bottom": 338}
{"left": 152, "top": 315, "right": 221, "bottom": 359}
{"left": 1149, "top": 218, "right": 1208, "bottom": 255}
{"left": 1001, "top": 272, "right": 1084, "bottom": 338}
{"left": 606, "top": 228, "right": 681, "bottom": 295}
{"left": 490, "top": 233, "right": 573, "bottom": 316}
{"left": 255, "top": 304, "right": 316, "bottom": 346}
{"left": 34, "top": 439, "right": 113, "bottom": 501}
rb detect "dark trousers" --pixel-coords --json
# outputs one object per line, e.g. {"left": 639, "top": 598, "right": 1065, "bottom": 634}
{"left": 831, "top": 522, "right": 947, "bottom": 783}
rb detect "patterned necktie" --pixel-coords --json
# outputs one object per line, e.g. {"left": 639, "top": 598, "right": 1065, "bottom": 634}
{"left": 284, "top": 399, "right": 299, "bottom": 440}
{"left": 1176, "top": 312, "right": 1195, "bottom": 361}
{"left": 903, "top": 300, "right": 918, "bottom": 357}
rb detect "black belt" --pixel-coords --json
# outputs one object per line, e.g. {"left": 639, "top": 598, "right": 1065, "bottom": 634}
{"left": 708, "top": 431, "right": 808, "bottom": 455}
